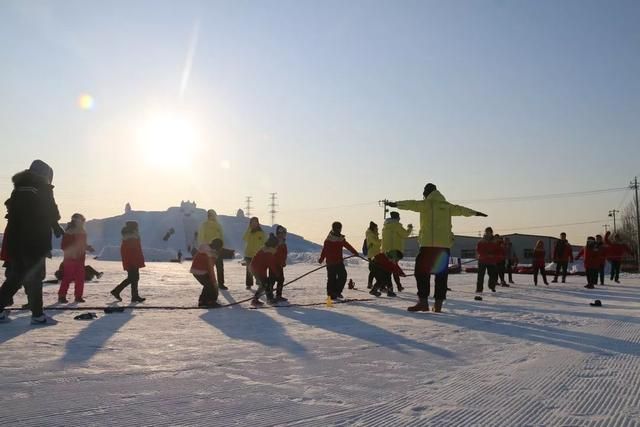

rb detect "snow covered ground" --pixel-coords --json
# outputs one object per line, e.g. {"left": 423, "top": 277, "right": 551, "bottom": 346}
{"left": 1, "top": 257, "right": 640, "bottom": 426}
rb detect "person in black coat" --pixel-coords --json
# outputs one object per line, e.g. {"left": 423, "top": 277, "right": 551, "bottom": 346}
{"left": 0, "top": 160, "right": 63, "bottom": 324}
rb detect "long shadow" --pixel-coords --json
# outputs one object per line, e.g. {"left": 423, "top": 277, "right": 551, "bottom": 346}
{"left": 59, "top": 311, "right": 133, "bottom": 364}
{"left": 0, "top": 309, "right": 62, "bottom": 345}
{"left": 277, "top": 306, "right": 456, "bottom": 359}
{"left": 200, "top": 308, "right": 309, "bottom": 358}
{"left": 366, "top": 302, "right": 640, "bottom": 356}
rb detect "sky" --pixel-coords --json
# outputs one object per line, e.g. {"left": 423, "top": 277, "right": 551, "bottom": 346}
{"left": 1, "top": 0, "right": 639, "bottom": 245}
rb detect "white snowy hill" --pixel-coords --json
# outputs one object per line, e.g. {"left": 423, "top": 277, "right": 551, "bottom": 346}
{"left": 66, "top": 201, "right": 321, "bottom": 262}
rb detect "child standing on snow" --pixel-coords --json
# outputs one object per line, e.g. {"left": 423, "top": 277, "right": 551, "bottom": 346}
{"left": 190, "top": 238, "right": 223, "bottom": 307}
{"left": 318, "top": 221, "right": 359, "bottom": 301}
{"left": 532, "top": 240, "right": 548, "bottom": 286}
{"left": 111, "top": 221, "right": 146, "bottom": 303}
{"left": 605, "top": 231, "right": 634, "bottom": 283}
{"left": 576, "top": 236, "right": 599, "bottom": 289}
{"left": 270, "top": 225, "right": 289, "bottom": 303}
{"left": 475, "top": 227, "right": 498, "bottom": 300}
{"left": 243, "top": 217, "right": 266, "bottom": 290}
{"left": 250, "top": 235, "right": 279, "bottom": 306}
{"left": 57, "top": 213, "right": 94, "bottom": 303}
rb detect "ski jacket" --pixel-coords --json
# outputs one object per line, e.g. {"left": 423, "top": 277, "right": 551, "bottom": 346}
{"left": 197, "top": 218, "right": 224, "bottom": 246}
{"left": 319, "top": 232, "right": 359, "bottom": 265}
{"left": 190, "top": 244, "right": 218, "bottom": 283}
{"left": 372, "top": 253, "right": 406, "bottom": 276}
{"left": 396, "top": 190, "right": 476, "bottom": 248}
{"left": 533, "top": 248, "right": 546, "bottom": 268}
{"left": 476, "top": 238, "right": 497, "bottom": 265}
{"left": 0, "top": 226, "right": 9, "bottom": 262}
{"left": 272, "top": 242, "right": 288, "bottom": 277}
{"left": 250, "top": 247, "right": 277, "bottom": 278}
{"left": 494, "top": 241, "right": 506, "bottom": 263}
{"left": 604, "top": 232, "right": 633, "bottom": 261}
{"left": 365, "top": 228, "right": 381, "bottom": 260}
{"left": 381, "top": 218, "right": 411, "bottom": 254}
{"left": 121, "top": 232, "right": 145, "bottom": 270}
{"left": 553, "top": 240, "right": 573, "bottom": 262}
{"left": 61, "top": 228, "right": 88, "bottom": 263}
{"left": 5, "top": 170, "right": 61, "bottom": 260}
{"left": 595, "top": 242, "right": 607, "bottom": 267}
{"left": 243, "top": 228, "right": 266, "bottom": 258}
{"left": 576, "top": 244, "right": 599, "bottom": 269}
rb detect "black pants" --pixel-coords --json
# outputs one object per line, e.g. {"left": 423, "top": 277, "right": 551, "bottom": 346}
{"left": 533, "top": 266, "right": 547, "bottom": 285}
{"left": 244, "top": 257, "right": 254, "bottom": 288}
{"left": 506, "top": 259, "right": 514, "bottom": 282}
{"left": 0, "top": 257, "right": 46, "bottom": 317}
{"left": 193, "top": 273, "right": 218, "bottom": 305}
{"left": 476, "top": 263, "right": 497, "bottom": 293}
{"left": 496, "top": 261, "right": 506, "bottom": 284}
{"left": 586, "top": 268, "right": 598, "bottom": 285}
{"left": 554, "top": 261, "right": 568, "bottom": 282}
{"left": 216, "top": 256, "right": 224, "bottom": 286}
{"left": 270, "top": 273, "right": 285, "bottom": 298}
{"left": 326, "top": 263, "right": 347, "bottom": 299}
{"left": 598, "top": 265, "right": 605, "bottom": 285}
{"left": 113, "top": 268, "right": 141, "bottom": 299}
{"left": 415, "top": 247, "right": 450, "bottom": 301}
{"left": 367, "top": 263, "right": 375, "bottom": 288}
{"left": 610, "top": 260, "right": 621, "bottom": 281}
{"left": 253, "top": 275, "right": 274, "bottom": 300}
{"left": 369, "top": 261, "right": 391, "bottom": 293}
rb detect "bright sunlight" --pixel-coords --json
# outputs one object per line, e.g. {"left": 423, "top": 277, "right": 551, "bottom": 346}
{"left": 136, "top": 112, "right": 201, "bottom": 169}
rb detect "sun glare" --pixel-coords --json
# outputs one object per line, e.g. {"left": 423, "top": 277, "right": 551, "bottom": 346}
{"left": 136, "top": 113, "right": 201, "bottom": 168}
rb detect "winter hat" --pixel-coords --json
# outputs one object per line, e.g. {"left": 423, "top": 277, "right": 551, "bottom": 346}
{"left": 29, "top": 159, "right": 53, "bottom": 184}
{"left": 209, "top": 238, "right": 223, "bottom": 250}
{"left": 369, "top": 221, "right": 377, "bottom": 230}
{"left": 274, "top": 224, "right": 287, "bottom": 234}
{"left": 265, "top": 234, "right": 278, "bottom": 248}
{"left": 71, "top": 213, "right": 86, "bottom": 222}
{"left": 390, "top": 211, "right": 400, "bottom": 220}
{"left": 423, "top": 183, "right": 437, "bottom": 198}
{"left": 207, "top": 209, "right": 217, "bottom": 218}
{"left": 331, "top": 221, "right": 342, "bottom": 233}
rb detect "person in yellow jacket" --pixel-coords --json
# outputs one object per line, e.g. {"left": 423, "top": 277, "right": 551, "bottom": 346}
{"left": 382, "top": 211, "right": 413, "bottom": 292}
{"left": 388, "top": 183, "right": 486, "bottom": 313}
{"left": 365, "top": 222, "right": 381, "bottom": 292}
{"left": 197, "top": 209, "right": 227, "bottom": 289}
{"left": 243, "top": 217, "right": 266, "bottom": 290}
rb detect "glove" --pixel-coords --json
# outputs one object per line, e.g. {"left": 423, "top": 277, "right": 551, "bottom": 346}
{"left": 318, "top": 258, "right": 323, "bottom": 264}
{"left": 475, "top": 211, "right": 488, "bottom": 217}
{"left": 53, "top": 223, "right": 65, "bottom": 238}
{"left": 386, "top": 201, "right": 398, "bottom": 208}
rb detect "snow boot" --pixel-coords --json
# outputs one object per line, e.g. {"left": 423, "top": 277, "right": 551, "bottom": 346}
{"left": 58, "top": 296, "right": 68, "bottom": 304}
{"left": 276, "top": 295, "right": 289, "bottom": 303}
{"left": 501, "top": 283, "right": 510, "bottom": 287}
{"left": 250, "top": 298, "right": 264, "bottom": 308}
{"left": 219, "top": 284, "right": 229, "bottom": 290}
{"left": 21, "top": 303, "right": 30, "bottom": 310}
{"left": 96, "top": 272, "right": 104, "bottom": 279}
{"left": 387, "top": 290, "right": 397, "bottom": 297}
{"left": 552, "top": 278, "right": 558, "bottom": 283}
{"left": 31, "top": 315, "right": 48, "bottom": 325}
{"left": 110, "top": 290, "right": 122, "bottom": 302}
{"left": 432, "top": 299, "right": 443, "bottom": 313}
{"left": 131, "top": 296, "right": 146, "bottom": 303}
{"left": 407, "top": 299, "right": 429, "bottom": 312}
{"left": 74, "top": 297, "right": 86, "bottom": 303}
{"left": 369, "top": 289, "right": 381, "bottom": 297}
{"left": 474, "top": 293, "right": 483, "bottom": 301}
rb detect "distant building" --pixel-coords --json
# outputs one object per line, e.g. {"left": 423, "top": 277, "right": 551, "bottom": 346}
{"left": 404, "top": 233, "right": 581, "bottom": 263}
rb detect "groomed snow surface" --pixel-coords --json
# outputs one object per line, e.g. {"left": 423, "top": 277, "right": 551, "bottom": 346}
{"left": 1, "top": 258, "right": 640, "bottom": 426}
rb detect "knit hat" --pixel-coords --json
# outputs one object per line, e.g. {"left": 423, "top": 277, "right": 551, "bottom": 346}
{"left": 331, "top": 221, "right": 342, "bottom": 233}
{"left": 274, "top": 224, "right": 287, "bottom": 234}
{"left": 71, "top": 213, "right": 86, "bottom": 222}
{"left": 389, "top": 211, "right": 400, "bottom": 220}
{"left": 265, "top": 234, "right": 278, "bottom": 248}
{"left": 209, "top": 238, "right": 223, "bottom": 250}
{"left": 423, "top": 183, "right": 437, "bottom": 198}
{"left": 369, "top": 221, "right": 377, "bottom": 230}
{"left": 29, "top": 160, "right": 54, "bottom": 184}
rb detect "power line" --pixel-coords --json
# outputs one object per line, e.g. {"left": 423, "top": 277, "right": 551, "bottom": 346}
{"left": 451, "top": 187, "right": 628, "bottom": 204}
{"left": 458, "top": 219, "right": 605, "bottom": 235}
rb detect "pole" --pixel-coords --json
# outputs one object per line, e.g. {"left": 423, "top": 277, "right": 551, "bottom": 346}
{"left": 608, "top": 209, "right": 619, "bottom": 233}
{"left": 268, "top": 193, "right": 278, "bottom": 226}
{"left": 378, "top": 199, "right": 389, "bottom": 220}
{"left": 245, "top": 196, "right": 252, "bottom": 217}
{"left": 603, "top": 224, "right": 610, "bottom": 234}
{"left": 632, "top": 177, "right": 640, "bottom": 271}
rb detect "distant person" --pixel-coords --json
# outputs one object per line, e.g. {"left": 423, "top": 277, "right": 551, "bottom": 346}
{"left": 318, "top": 222, "right": 359, "bottom": 301}
{"left": 552, "top": 232, "right": 573, "bottom": 283}
{"left": 387, "top": 183, "right": 487, "bottom": 313}
{"left": 177, "top": 250, "right": 183, "bottom": 263}
{"left": 604, "top": 231, "right": 634, "bottom": 283}
{"left": 250, "top": 235, "right": 279, "bottom": 306}
{"left": 576, "top": 237, "right": 598, "bottom": 289}
{"left": 190, "top": 239, "right": 223, "bottom": 307}
{"left": 365, "top": 221, "right": 382, "bottom": 292}
{"left": 382, "top": 211, "right": 413, "bottom": 292}
{"left": 0, "top": 160, "right": 63, "bottom": 324}
{"left": 271, "top": 225, "right": 289, "bottom": 302}
{"left": 110, "top": 221, "right": 146, "bottom": 303}
{"left": 243, "top": 217, "right": 266, "bottom": 290}
{"left": 503, "top": 236, "right": 515, "bottom": 284}
{"left": 595, "top": 234, "right": 607, "bottom": 285}
{"left": 475, "top": 227, "right": 497, "bottom": 301}
{"left": 494, "top": 234, "right": 508, "bottom": 287}
{"left": 532, "top": 240, "right": 548, "bottom": 286}
{"left": 197, "top": 210, "right": 226, "bottom": 289}
{"left": 57, "top": 213, "right": 95, "bottom": 303}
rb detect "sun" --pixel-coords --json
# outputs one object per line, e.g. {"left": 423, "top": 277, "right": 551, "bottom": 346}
{"left": 136, "top": 113, "right": 201, "bottom": 168}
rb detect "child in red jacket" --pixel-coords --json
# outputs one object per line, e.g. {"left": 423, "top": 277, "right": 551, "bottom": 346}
{"left": 532, "top": 240, "right": 548, "bottom": 286}
{"left": 250, "top": 234, "right": 279, "bottom": 306}
{"left": 475, "top": 227, "right": 498, "bottom": 300}
{"left": 605, "top": 231, "right": 634, "bottom": 283}
{"left": 111, "top": 221, "right": 146, "bottom": 302}
{"left": 319, "top": 222, "right": 359, "bottom": 300}
{"left": 190, "top": 238, "right": 223, "bottom": 307}
{"left": 270, "top": 225, "right": 289, "bottom": 303}
{"left": 576, "top": 236, "right": 599, "bottom": 288}
{"left": 369, "top": 252, "right": 406, "bottom": 298}
{"left": 58, "top": 213, "right": 94, "bottom": 303}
